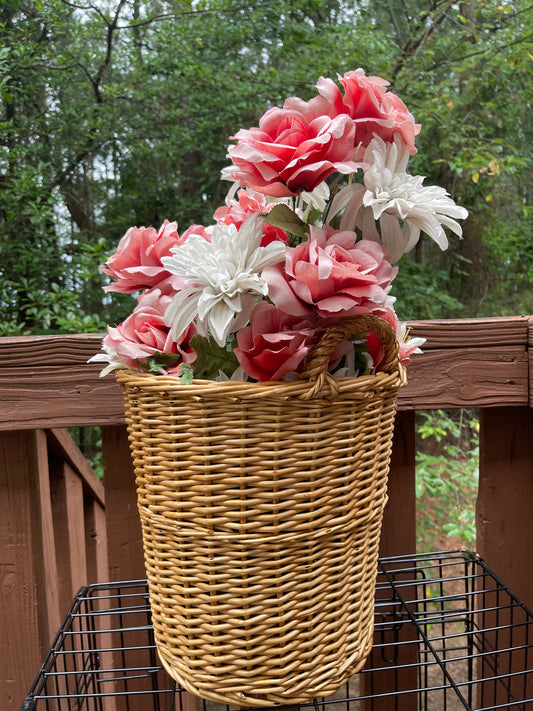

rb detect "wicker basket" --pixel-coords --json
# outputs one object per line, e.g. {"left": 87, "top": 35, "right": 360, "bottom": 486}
{"left": 117, "top": 314, "right": 407, "bottom": 707}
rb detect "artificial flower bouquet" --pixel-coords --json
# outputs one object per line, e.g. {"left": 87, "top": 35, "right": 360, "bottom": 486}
{"left": 89, "top": 69, "right": 469, "bottom": 707}
{"left": 92, "top": 68, "right": 468, "bottom": 383}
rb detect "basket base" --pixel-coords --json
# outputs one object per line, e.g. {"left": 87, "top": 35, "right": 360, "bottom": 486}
{"left": 155, "top": 625, "right": 375, "bottom": 707}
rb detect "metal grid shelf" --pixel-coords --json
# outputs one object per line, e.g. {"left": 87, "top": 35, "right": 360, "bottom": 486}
{"left": 21, "top": 550, "right": 533, "bottom": 711}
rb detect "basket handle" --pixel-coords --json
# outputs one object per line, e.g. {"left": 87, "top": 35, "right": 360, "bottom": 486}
{"left": 297, "top": 314, "right": 400, "bottom": 400}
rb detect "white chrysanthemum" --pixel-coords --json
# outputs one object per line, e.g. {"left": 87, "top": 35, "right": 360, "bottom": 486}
{"left": 87, "top": 344, "right": 129, "bottom": 377}
{"left": 362, "top": 135, "right": 468, "bottom": 261}
{"left": 162, "top": 214, "right": 287, "bottom": 347}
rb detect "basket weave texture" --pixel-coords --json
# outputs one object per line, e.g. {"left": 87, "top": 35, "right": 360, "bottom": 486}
{"left": 117, "top": 314, "right": 406, "bottom": 707}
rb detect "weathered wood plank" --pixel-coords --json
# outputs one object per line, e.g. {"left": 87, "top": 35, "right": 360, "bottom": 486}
{"left": 406, "top": 314, "right": 529, "bottom": 349}
{"left": 398, "top": 345, "right": 528, "bottom": 409}
{"left": 0, "top": 332, "right": 103, "bottom": 366}
{"left": 0, "top": 365, "right": 124, "bottom": 429}
{"left": 49, "top": 460, "right": 88, "bottom": 615}
{"left": 84, "top": 499, "right": 109, "bottom": 585}
{"left": 29, "top": 429, "right": 62, "bottom": 650}
{"left": 0, "top": 316, "right": 527, "bottom": 364}
{"left": 0, "top": 430, "right": 61, "bottom": 709}
{"left": 476, "top": 405, "right": 533, "bottom": 706}
{"left": 48, "top": 428, "right": 105, "bottom": 506}
{"left": 0, "top": 431, "right": 43, "bottom": 709}
{"left": 0, "top": 343, "right": 529, "bottom": 429}
{"left": 528, "top": 316, "right": 533, "bottom": 408}
{"left": 380, "top": 411, "right": 417, "bottom": 557}
{"left": 101, "top": 425, "right": 145, "bottom": 582}
{"left": 477, "top": 406, "right": 533, "bottom": 612}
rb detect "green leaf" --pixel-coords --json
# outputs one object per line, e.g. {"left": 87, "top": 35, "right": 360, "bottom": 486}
{"left": 264, "top": 204, "right": 308, "bottom": 238}
{"left": 145, "top": 352, "right": 181, "bottom": 374}
{"left": 190, "top": 335, "right": 239, "bottom": 380}
{"left": 177, "top": 362, "right": 194, "bottom": 384}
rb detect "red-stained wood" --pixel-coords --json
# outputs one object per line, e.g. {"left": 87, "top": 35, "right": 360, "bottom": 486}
{"left": 476, "top": 406, "right": 533, "bottom": 706}
{"left": 0, "top": 427, "right": 109, "bottom": 708}
{"left": 0, "top": 365, "right": 124, "bottom": 430}
{"left": 0, "top": 346, "right": 526, "bottom": 430}
{"left": 48, "top": 428, "right": 105, "bottom": 505}
{"left": 29, "top": 429, "right": 62, "bottom": 653}
{"left": 529, "top": 317, "right": 533, "bottom": 408}
{"left": 398, "top": 345, "right": 528, "bottom": 409}
{"left": 0, "top": 430, "right": 61, "bottom": 708}
{"left": 101, "top": 425, "right": 145, "bottom": 582}
{"left": 0, "top": 332, "right": 103, "bottom": 365}
{"left": 84, "top": 499, "right": 108, "bottom": 585}
{"left": 0, "top": 431, "right": 42, "bottom": 709}
{"left": 380, "top": 411, "right": 417, "bottom": 558}
{"left": 49, "top": 460, "right": 88, "bottom": 615}
{"left": 0, "top": 316, "right": 530, "bottom": 430}
{"left": 0, "top": 315, "right": 525, "bottom": 363}
{"left": 476, "top": 406, "right": 533, "bottom": 613}
{"left": 406, "top": 314, "right": 529, "bottom": 349}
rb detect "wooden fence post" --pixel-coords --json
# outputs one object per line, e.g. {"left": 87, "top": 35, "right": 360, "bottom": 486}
{"left": 476, "top": 405, "right": 533, "bottom": 706}
{"left": 101, "top": 425, "right": 144, "bottom": 582}
{"left": 0, "top": 429, "right": 61, "bottom": 708}
{"left": 477, "top": 406, "right": 533, "bottom": 612}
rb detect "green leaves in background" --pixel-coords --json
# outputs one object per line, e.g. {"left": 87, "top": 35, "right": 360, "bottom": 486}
{"left": 1, "top": 0, "right": 531, "bottom": 334}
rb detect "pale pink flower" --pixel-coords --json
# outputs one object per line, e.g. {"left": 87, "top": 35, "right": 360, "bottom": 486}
{"left": 91, "top": 284, "right": 196, "bottom": 375}
{"left": 179, "top": 223, "right": 214, "bottom": 243}
{"left": 228, "top": 106, "right": 361, "bottom": 197}
{"left": 213, "top": 189, "right": 287, "bottom": 246}
{"left": 262, "top": 226, "right": 397, "bottom": 319}
{"left": 101, "top": 220, "right": 183, "bottom": 293}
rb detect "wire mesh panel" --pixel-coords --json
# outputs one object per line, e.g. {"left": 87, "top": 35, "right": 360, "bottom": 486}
{"left": 21, "top": 550, "right": 533, "bottom": 711}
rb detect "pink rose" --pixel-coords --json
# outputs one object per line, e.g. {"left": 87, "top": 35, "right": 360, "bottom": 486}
{"left": 262, "top": 226, "right": 398, "bottom": 319}
{"left": 228, "top": 106, "right": 360, "bottom": 198}
{"left": 213, "top": 189, "right": 287, "bottom": 246}
{"left": 234, "top": 302, "right": 318, "bottom": 381}
{"left": 102, "top": 220, "right": 183, "bottom": 293}
{"left": 235, "top": 302, "right": 358, "bottom": 381}
{"left": 103, "top": 285, "right": 196, "bottom": 372}
{"left": 317, "top": 69, "right": 420, "bottom": 155}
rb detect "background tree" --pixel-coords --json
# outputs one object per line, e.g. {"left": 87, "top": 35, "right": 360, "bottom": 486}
{"left": 1, "top": 0, "right": 531, "bottom": 334}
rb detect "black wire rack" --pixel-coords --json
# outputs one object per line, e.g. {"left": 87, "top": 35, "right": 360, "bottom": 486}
{"left": 21, "top": 550, "right": 533, "bottom": 711}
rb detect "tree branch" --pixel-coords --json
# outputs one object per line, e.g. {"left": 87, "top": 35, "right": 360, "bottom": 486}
{"left": 426, "top": 31, "right": 533, "bottom": 72}
{"left": 391, "top": 2, "right": 455, "bottom": 79}
{"left": 92, "top": 0, "right": 127, "bottom": 103}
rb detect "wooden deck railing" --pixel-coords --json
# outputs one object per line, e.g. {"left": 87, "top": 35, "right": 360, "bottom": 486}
{"left": 1, "top": 315, "right": 532, "bottom": 708}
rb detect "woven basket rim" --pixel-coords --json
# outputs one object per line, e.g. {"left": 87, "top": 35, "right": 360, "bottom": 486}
{"left": 116, "top": 364, "right": 407, "bottom": 399}
{"left": 116, "top": 314, "right": 407, "bottom": 400}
